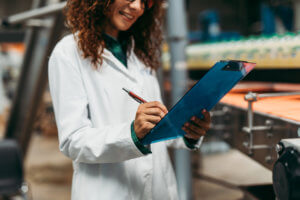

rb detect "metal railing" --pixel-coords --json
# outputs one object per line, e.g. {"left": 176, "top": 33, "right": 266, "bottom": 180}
{"left": 1, "top": 1, "right": 66, "bottom": 27}
{"left": 243, "top": 91, "right": 300, "bottom": 155}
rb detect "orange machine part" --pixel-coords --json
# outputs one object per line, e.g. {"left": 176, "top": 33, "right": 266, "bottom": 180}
{"left": 220, "top": 82, "right": 300, "bottom": 122}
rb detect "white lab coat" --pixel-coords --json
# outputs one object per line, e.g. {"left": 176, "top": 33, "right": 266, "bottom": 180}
{"left": 48, "top": 34, "right": 191, "bottom": 200}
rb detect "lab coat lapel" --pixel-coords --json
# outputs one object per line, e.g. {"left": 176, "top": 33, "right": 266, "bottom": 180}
{"left": 127, "top": 48, "right": 146, "bottom": 86}
{"left": 102, "top": 49, "right": 138, "bottom": 83}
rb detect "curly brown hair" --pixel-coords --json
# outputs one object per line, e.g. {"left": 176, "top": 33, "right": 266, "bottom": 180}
{"left": 64, "top": 0, "right": 165, "bottom": 70}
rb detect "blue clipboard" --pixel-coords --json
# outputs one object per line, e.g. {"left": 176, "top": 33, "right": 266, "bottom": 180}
{"left": 141, "top": 60, "right": 255, "bottom": 145}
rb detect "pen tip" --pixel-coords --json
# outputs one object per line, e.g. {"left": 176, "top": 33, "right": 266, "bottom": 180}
{"left": 122, "top": 88, "right": 129, "bottom": 93}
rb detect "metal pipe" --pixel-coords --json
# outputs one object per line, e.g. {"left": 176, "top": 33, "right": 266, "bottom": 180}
{"left": 258, "top": 92, "right": 300, "bottom": 99}
{"left": 250, "top": 145, "right": 272, "bottom": 150}
{"left": 248, "top": 101, "right": 253, "bottom": 154}
{"left": 245, "top": 91, "right": 300, "bottom": 101}
{"left": 167, "top": 1, "right": 191, "bottom": 199}
{"left": 1, "top": 1, "right": 66, "bottom": 26}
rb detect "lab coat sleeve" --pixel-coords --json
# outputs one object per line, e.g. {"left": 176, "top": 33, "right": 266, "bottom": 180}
{"left": 48, "top": 46, "right": 145, "bottom": 164}
{"left": 151, "top": 73, "right": 199, "bottom": 150}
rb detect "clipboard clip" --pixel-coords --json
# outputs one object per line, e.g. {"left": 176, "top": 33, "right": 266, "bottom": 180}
{"left": 221, "top": 60, "right": 255, "bottom": 72}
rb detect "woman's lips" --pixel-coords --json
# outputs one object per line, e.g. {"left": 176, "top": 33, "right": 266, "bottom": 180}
{"left": 119, "top": 11, "right": 134, "bottom": 22}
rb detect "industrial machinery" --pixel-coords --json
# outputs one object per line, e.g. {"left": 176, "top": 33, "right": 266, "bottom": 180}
{"left": 273, "top": 139, "right": 300, "bottom": 200}
{"left": 201, "top": 39, "right": 300, "bottom": 198}
{"left": 162, "top": 32, "right": 300, "bottom": 199}
{"left": 182, "top": 81, "right": 299, "bottom": 199}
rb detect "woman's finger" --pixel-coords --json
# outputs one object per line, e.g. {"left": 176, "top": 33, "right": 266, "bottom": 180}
{"left": 184, "top": 122, "right": 206, "bottom": 136}
{"left": 144, "top": 114, "right": 162, "bottom": 124}
{"left": 190, "top": 116, "right": 210, "bottom": 131}
{"left": 144, "top": 107, "right": 166, "bottom": 118}
{"left": 182, "top": 126, "right": 201, "bottom": 140}
{"left": 202, "top": 109, "right": 211, "bottom": 123}
{"left": 141, "top": 121, "right": 156, "bottom": 131}
{"left": 143, "top": 101, "right": 168, "bottom": 114}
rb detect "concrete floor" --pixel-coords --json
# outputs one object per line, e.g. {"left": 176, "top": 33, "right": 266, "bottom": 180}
{"left": 24, "top": 135, "right": 272, "bottom": 200}
{"left": 194, "top": 149, "right": 272, "bottom": 200}
{"left": 25, "top": 135, "right": 72, "bottom": 200}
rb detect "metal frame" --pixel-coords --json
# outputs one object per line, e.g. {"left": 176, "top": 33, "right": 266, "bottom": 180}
{"left": 243, "top": 91, "right": 300, "bottom": 155}
{"left": 2, "top": 1, "right": 65, "bottom": 157}
{"left": 210, "top": 102, "right": 299, "bottom": 170}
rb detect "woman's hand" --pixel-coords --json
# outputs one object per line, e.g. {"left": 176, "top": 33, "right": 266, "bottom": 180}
{"left": 182, "top": 109, "right": 211, "bottom": 140}
{"left": 134, "top": 101, "right": 168, "bottom": 140}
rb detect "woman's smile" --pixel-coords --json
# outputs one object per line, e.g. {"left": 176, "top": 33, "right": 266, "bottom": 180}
{"left": 105, "top": 0, "right": 145, "bottom": 38}
{"left": 119, "top": 10, "right": 134, "bottom": 21}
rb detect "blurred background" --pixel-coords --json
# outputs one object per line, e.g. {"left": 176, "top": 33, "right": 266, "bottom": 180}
{"left": 1, "top": 0, "right": 300, "bottom": 199}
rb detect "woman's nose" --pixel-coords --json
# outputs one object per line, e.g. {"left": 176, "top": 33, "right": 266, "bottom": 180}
{"left": 129, "top": 0, "right": 144, "bottom": 10}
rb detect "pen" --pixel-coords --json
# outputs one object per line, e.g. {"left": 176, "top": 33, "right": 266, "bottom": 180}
{"left": 122, "top": 88, "right": 147, "bottom": 104}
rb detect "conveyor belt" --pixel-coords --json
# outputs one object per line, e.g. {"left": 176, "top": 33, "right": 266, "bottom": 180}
{"left": 221, "top": 82, "right": 300, "bottom": 123}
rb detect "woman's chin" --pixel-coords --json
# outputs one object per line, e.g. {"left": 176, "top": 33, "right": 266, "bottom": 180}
{"left": 115, "top": 20, "right": 135, "bottom": 32}
{"left": 117, "top": 25, "right": 132, "bottom": 32}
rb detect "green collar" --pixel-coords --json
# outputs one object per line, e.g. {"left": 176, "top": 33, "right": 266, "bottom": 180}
{"left": 104, "top": 34, "right": 128, "bottom": 68}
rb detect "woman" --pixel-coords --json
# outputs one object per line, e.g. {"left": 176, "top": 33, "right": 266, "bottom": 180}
{"left": 48, "top": 0, "right": 211, "bottom": 199}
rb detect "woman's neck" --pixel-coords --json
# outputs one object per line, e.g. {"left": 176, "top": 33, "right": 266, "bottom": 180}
{"left": 105, "top": 26, "right": 119, "bottom": 40}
